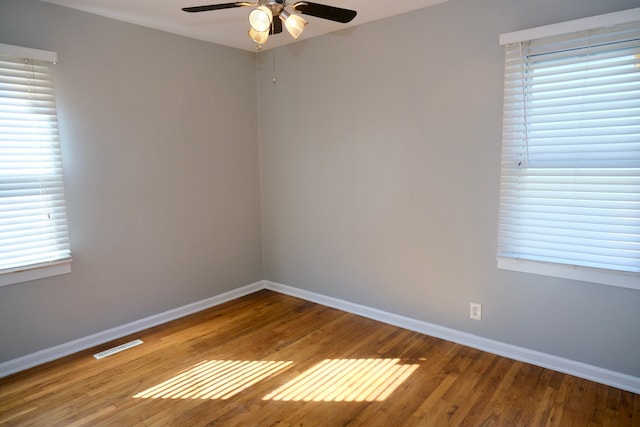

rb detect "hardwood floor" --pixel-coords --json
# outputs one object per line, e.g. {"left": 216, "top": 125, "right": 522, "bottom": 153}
{"left": 1, "top": 290, "right": 638, "bottom": 426}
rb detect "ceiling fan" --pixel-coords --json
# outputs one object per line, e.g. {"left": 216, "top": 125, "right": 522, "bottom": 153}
{"left": 182, "top": 1, "right": 357, "bottom": 46}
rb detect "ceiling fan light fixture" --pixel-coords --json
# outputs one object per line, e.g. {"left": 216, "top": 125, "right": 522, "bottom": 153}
{"left": 182, "top": 1, "right": 358, "bottom": 47}
{"left": 249, "top": 5, "right": 273, "bottom": 32}
{"left": 248, "top": 27, "right": 269, "bottom": 45}
{"left": 280, "top": 9, "right": 308, "bottom": 39}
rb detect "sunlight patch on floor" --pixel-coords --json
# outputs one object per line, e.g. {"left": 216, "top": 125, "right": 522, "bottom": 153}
{"left": 133, "top": 360, "right": 293, "bottom": 400}
{"left": 263, "top": 358, "right": 420, "bottom": 402}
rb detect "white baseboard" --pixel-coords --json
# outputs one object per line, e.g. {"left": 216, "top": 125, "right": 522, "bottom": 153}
{"left": 263, "top": 280, "right": 640, "bottom": 394}
{"left": 0, "top": 281, "right": 263, "bottom": 378}
{"left": 2, "top": 279, "right": 638, "bottom": 395}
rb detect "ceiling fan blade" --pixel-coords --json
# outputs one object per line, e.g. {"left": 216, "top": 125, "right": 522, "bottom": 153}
{"left": 291, "top": 2, "right": 357, "bottom": 23}
{"left": 182, "top": 2, "right": 249, "bottom": 13}
{"left": 270, "top": 18, "right": 283, "bottom": 35}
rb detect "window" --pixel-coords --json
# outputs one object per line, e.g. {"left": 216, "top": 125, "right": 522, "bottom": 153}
{"left": 0, "top": 43, "right": 71, "bottom": 287}
{"left": 497, "top": 9, "right": 640, "bottom": 289}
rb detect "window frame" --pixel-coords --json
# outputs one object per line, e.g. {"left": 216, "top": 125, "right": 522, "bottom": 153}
{"left": 497, "top": 8, "right": 640, "bottom": 290}
{"left": 0, "top": 43, "right": 72, "bottom": 287}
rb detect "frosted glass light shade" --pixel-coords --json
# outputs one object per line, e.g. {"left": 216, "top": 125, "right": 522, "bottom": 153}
{"left": 248, "top": 27, "right": 269, "bottom": 44}
{"left": 280, "top": 10, "right": 308, "bottom": 39}
{"left": 249, "top": 6, "right": 273, "bottom": 32}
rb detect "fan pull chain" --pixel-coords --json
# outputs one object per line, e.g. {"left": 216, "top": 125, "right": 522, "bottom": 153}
{"left": 272, "top": 48, "right": 277, "bottom": 84}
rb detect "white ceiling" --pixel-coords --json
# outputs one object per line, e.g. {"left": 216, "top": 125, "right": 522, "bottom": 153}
{"left": 40, "top": 0, "right": 450, "bottom": 52}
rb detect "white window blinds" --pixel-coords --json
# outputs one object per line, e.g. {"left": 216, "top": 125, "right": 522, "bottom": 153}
{"left": 0, "top": 45, "right": 71, "bottom": 276}
{"left": 497, "top": 13, "right": 640, "bottom": 288}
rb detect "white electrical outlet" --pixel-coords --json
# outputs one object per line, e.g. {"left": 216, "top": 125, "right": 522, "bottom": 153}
{"left": 470, "top": 302, "right": 482, "bottom": 320}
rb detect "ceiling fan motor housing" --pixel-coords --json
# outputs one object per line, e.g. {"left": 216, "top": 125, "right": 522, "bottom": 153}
{"left": 261, "top": 0, "right": 286, "bottom": 16}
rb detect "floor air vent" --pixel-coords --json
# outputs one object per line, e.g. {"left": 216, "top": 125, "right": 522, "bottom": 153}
{"left": 93, "top": 339, "right": 143, "bottom": 360}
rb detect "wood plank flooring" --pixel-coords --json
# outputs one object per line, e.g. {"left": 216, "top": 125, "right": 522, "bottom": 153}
{"left": 1, "top": 290, "right": 638, "bottom": 426}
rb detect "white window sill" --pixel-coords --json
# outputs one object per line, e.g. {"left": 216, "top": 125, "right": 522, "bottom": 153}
{"left": 497, "top": 257, "right": 639, "bottom": 291}
{"left": 0, "top": 260, "right": 72, "bottom": 287}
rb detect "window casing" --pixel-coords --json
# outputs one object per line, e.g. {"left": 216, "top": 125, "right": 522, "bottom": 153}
{"left": 0, "top": 44, "right": 72, "bottom": 287}
{"left": 497, "top": 9, "right": 640, "bottom": 289}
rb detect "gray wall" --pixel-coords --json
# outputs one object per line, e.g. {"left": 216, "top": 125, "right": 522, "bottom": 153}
{"left": 258, "top": 0, "right": 640, "bottom": 377}
{"left": 0, "top": 0, "right": 263, "bottom": 362}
